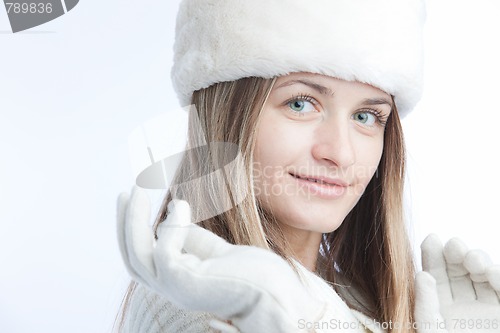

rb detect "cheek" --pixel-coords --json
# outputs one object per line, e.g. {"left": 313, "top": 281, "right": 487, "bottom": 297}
{"left": 253, "top": 114, "right": 311, "bottom": 203}
{"left": 253, "top": 130, "right": 290, "bottom": 199}
{"left": 254, "top": 111, "right": 311, "bottom": 173}
{"left": 353, "top": 135, "right": 384, "bottom": 190}
{"left": 253, "top": 119, "right": 279, "bottom": 201}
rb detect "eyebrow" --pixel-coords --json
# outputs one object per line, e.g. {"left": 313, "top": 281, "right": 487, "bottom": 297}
{"left": 275, "top": 79, "right": 335, "bottom": 96}
{"left": 360, "top": 98, "right": 393, "bottom": 107}
{"left": 276, "top": 79, "right": 393, "bottom": 107}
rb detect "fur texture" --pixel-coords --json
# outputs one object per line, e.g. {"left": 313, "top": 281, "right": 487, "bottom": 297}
{"left": 171, "top": 0, "right": 426, "bottom": 117}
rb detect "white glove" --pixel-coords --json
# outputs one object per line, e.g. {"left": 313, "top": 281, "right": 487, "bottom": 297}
{"left": 116, "top": 186, "right": 329, "bottom": 333}
{"left": 415, "top": 234, "right": 500, "bottom": 333}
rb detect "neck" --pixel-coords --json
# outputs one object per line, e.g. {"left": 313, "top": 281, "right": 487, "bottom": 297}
{"left": 280, "top": 226, "right": 322, "bottom": 272}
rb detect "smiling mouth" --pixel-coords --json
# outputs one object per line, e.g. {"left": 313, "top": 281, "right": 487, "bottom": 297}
{"left": 293, "top": 174, "right": 331, "bottom": 185}
{"left": 289, "top": 172, "right": 348, "bottom": 199}
{"left": 289, "top": 173, "right": 347, "bottom": 187}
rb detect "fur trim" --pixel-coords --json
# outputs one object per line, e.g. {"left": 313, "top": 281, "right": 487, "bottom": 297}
{"left": 172, "top": 0, "right": 426, "bottom": 117}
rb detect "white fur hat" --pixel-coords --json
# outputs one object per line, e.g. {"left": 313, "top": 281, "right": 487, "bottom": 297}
{"left": 171, "top": 0, "right": 426, "bottom": 117}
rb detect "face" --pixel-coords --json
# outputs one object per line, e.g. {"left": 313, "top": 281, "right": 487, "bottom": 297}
{"left": 253, "top": 72, "right": 392, "bottom": 235}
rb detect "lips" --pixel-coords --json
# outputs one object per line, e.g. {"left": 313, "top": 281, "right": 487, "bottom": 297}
{"left": 290, "top": 173, "right": 349, "bottom": 187}
{"left": 289, "top": 172, "right": 348, "bottom": 199}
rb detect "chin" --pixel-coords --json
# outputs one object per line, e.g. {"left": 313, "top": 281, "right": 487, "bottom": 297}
{"left": 282, "top": 208, "right": 347, "bottom": 234}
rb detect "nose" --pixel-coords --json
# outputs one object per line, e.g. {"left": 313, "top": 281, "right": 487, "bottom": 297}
{"left": 311, "top": 115, "right": 356, "bottom": 169}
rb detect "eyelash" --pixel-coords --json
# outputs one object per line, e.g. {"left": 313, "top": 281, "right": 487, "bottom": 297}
{"left": 357, "top": 108, "right": 390, "bottom": 127}
{"left": 283, "top": 94, "right": 390, "bottom": 126}
{"left": 283, "top": 94, "right": 318, "bottom": 115}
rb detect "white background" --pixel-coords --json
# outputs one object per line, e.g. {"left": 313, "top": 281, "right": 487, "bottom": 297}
{"left": 1, "top": 1, "right": 499, "bottom": 332}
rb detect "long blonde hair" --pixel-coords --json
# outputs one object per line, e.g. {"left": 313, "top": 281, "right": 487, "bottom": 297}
{"left": 116, "top": 77, "right": 415, "bottom": 332}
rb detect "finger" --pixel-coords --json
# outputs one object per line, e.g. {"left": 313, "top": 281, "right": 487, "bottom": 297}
{"left": 486, "top": 265, "right": 500, "bottom": 300}
{"left": 464, "top": 249, "right": 492, "bottom": 282}
{"left": 421, "top": 234, "right": 453, "bottom": 305}
{"left": 154, "top": 199, "right": 199, "bottom": 270}
{"left": 443, "top": 237, "right": 475, "bottom": 302}
{"left": 125, "top": 186, "right": 156, "bottom": 279}
{"left": 183, "top": 222, "right": 235, "bottom": 260}
{"left": 414, "top": 272, "right": 447, "bottom": 332}
{"left": 464, "top": 250, "right": 498, "bottom": 304}
{"left": 117, "top": 192, "right": 130, "bottom": 263}
{"left": 116, "top": 191, "right": 150, "bottom": 285}
{"left": 154, "top": 200, "right": 208, "bottom": 306}
{"left": 156, "top": 200, "right": 193, "bottom": 253}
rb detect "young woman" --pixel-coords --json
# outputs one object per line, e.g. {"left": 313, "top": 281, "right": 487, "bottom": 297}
{"left": 115, "top": 0, "right": 500, "bottom": 332}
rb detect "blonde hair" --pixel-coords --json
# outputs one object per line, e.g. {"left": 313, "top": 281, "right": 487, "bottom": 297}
{"left": 320, "top": 107, "right": 415, "bottom": 331}
{"left": 116, "top": 77, "right": 415, "bottom": 333}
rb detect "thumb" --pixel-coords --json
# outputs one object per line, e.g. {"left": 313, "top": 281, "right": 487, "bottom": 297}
{"left": 415, "top": 271, "right": 448, "bottom": 333}
{"left": 156, "top": 199, "right": 193, "bottom": 255}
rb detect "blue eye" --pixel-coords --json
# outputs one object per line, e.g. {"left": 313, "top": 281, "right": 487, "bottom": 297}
{"left": 287, "top": 97, "right": 316, "bottom": 114}
{"left": 354, "top": 111, "right": 376, "bottom": 125}
{"left": 290, "top": 100, "right": 306, "bottom": 111}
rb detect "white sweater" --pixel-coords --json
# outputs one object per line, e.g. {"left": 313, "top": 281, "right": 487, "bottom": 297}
{"left": 122, "top": 261, "right": 385, "bottom": 333}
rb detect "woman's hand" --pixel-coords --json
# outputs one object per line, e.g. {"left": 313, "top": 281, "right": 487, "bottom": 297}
{"left": 415, "top": 234, "right": 500, "bottom": 333}
{"left": 116, "top": 186, "right": 328, "bottom": 333}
